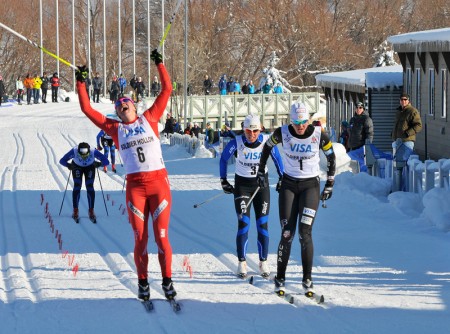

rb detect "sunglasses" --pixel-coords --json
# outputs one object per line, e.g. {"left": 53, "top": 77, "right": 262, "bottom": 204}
{"left": 292, "top": 119, "right": 308, "bottom": 125}
{"left": 357, "top": 106, "right": 364, "bottom": 109}
{"left": 115, "top": 97, "right": 133, "bottom": 108}
{"left": 245, "top": 128, "right": 260, "bottom": 134}
{"left": 400, "top": 98, "right": 409, "bottom": 101}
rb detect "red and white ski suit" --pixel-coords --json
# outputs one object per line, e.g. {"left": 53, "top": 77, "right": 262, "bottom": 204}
{"left": 77, "top": 64, "right": 173, "bottom": 280}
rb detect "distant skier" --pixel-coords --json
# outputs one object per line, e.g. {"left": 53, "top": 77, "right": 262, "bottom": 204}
{"left": 96, "top": 130, "right": 117, "bottom": 173}
{"left": 59, "top": 142, "right": 109, "bottom": 222}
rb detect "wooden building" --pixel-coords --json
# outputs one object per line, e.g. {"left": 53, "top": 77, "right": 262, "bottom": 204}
{"left": 387, "top": 28, "right": 450, "bottom": 160}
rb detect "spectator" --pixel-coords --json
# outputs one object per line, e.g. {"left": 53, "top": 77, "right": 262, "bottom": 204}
{"left": 85, "top": 76, "right": 92, "bottom": 100}
{"left": 136, "top": 77, "right": 146, "bottom": 101}
{"left": 391, "top": 92, "right": 422, "bottom": 157}
{"left": 163, "top": 114, "right": 174, "bottom": 134}
{"left": 273, "top": 82, "right": 283, "bottom": 94}
{"left": 218, "top": 74, "right": 227, "bottom": 95}
{"left": 118, "top": 74, "right": 127, "bottom": 97}
{"left": 50, "top": 72, "right": 60, "bottom": 102}
{"left": 191, "top": 122, "right": 201, "bottom": 138}
{"left": 0, "top": 75, "right": 4, "bottom": 106}
{"left": 33, "top": 74, "right": 42, "bottom": 104}
{"left": 130, "top": 74, "right": 137, "bottom": 100}
{"left": 109, "top": 76, "right": 120, "bottom": 104}
{"left": 339, "top": 121, "right": 349, "bottom": 151}
{"left": 227, "top": 76, "right": 234, "bottom": 94}
{"left": 41, "top": 72, "right": 49, "bottom": 103}
{"left": 348, "top": 102, "right": 373, "bottom": 151}
{"left": 173, "top": 118, "right": 181, "bottom": 133}
{"left": 16, "top": 76, "right": 24, "bottom": 105}
{"left": 203, "top": 74, "right": 212, "bottom": 95}
{"left": 262, "top": 82, "right": 272, "bottom": 94}
{"left": 241, "top": 80, "right": 249, "bottom": 94}
{"left": 23, "top": 73, "right": 34, "bottom": 105}
{"left": 233, "top": 79, "right": 241, "bottom": 95}
{"left": 150, "top": 75, "right": 160, "bottom": 97}
{"left": 205, "top": 122, "right": 215, "bottom": 146}
{"left": 183, "top": 122, "right": 193, "bottom": 136}
{"left": 92, "top": 72, "right": 102, "bottom": 103}
{"left": 248, "top": 80, "right": 255, "bottom": 94}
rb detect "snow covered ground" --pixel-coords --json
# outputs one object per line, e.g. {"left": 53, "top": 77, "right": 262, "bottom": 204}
{"left": 0, "top": 97, "right": 449, "bottom": 333}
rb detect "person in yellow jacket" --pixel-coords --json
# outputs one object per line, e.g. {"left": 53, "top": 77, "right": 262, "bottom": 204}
{"left": 33, "top": 74, "right": 43, "bottom": 104}
{"left": 23, "top": 73, "right": 34, "bottom": 105}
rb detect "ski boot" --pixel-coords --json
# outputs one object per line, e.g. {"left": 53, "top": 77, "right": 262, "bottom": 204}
{"left": 72, "top": 208, "right": 79, "bottom": 223}
{"left": 88, "top": 208, "right": 97, "bottom": 223}
{"left": 259, "top": 260, "right": 270, "bottom": 278}
{"left": 112, "top": 164, "right": 116, "bottom": 173}
{"left": 302, "top": 279, "right": 315, "bottom": 298}
{"left": 138, "top": 281, "right": 150, "bottom": 301}
{"left": 103, "top": 166, "right": 108, "bottom": 173}
{"left": 274, "top": 276, "right": 286, "bottom": 297}
{"left": 237, "top": 260, "right": 247, "bottom": 278}
{"left": 162, "top": 277, "right": 177, "bottom": 300}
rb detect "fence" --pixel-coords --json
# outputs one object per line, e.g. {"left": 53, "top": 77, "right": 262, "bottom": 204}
{"left": 151, "top": 91, "right": 321, "bottom": 130}
{"left": 366, "top": 146, "right": 450, "bottom": 195}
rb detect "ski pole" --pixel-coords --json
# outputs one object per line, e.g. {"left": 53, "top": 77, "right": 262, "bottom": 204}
{"left": 121, "top": 177, "right": 126, "bottom": 194}
{"left": 0, "top": 21, "right": 77, "bottom": 70}
{"left": 322, "top": 199, "right": 327, "bottom": 208}
{"left": 157, "top": 0, "right": 184, "bottom": 52}
{"left": 96, "top": 168, "right": 109, "bottom": 216}
{"left": 193, "top": 192, "right": 225, "bottom": 208}
{"left": 238, "top": 186, "right": 260, "bottom": 219}
{"left": 59, "top": 170, "right": 72, "bottom": 216}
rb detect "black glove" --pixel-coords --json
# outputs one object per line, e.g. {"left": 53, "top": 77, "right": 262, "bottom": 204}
{"left": 275, "top": 178, "right": 282, "bottom": 192}
{"left": 256, "top": 171, "right": 267, "bottom": 188}
{"left": 321, "top": 179, "right": 335, "bottom": 201}
{"left": 75, "top": 65, "right": 89, "bottom": 82}
{"left": 94, "top": 161, "right": 102, "bottom": 168}
{"left": 220, "top": 178, "right": 234, "bottom": 194}
{"left": 402, "top": 131, "right": 409, "bottom": 138}
{"left": 67, "top": 163, "right": 74, "bottom": 171}
{"left": 150, "top": 49, "right": 163, "bottom": 65}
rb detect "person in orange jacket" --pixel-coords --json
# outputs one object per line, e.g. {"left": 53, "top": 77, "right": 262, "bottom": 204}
{"left": 23, "top": 73, "right": 34, "bottom": 105}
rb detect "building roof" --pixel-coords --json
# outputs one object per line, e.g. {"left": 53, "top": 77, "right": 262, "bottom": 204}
{"left": 315, "top": 65, "right": 403, "bottom": 93}
{"left": 387, "top": 28, "right": 450, "bottom": 52}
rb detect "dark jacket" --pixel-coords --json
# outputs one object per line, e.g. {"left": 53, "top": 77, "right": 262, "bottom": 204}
{"left": 392, "top": 104, "right": 422, "bottom": 142}
{"left": 348, "top": 112, "right": 374, "bottom": 150}
{"left": 41, "top": 76, "right": 49, "bottom": 89}
{"left": 0, "top": 79, "right": 5, "bottom": 96}
{"left": 92, "top": 76, "right": 102, "bottom": 90}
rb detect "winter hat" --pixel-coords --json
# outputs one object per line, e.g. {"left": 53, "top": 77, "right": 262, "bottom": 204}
{"left": 78, "top": 142, "right": 90, "bottom": 156}
{"left": 290, "top": 102, "right": 309, "bottom": 124}
{"left": 400, "top": 92, "right": 410, "bottom": 99}
{"left": 356, "top": 102, "right": 364, "bottom": 109}
{"left": 341, "top": 120, "right": 349, "bottom": 128}
{"left": 243, "top": 114, "right": 261, "bottom": 130}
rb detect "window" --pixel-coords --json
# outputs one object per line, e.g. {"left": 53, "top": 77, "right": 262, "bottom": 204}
{"left": 406, "top": 68, "right": 412, "bottom": 96}
{"left": 429, "top": 68, "right": 435, "bottom": 116}
{"left": 415, "top": 70, "right": 421, "bottom": 108}
{"left": 441, "top": 69, "right": 447, "bottom": 119}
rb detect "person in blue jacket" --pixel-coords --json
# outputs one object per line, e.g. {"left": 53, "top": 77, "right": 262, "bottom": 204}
{"left": 118, "top": 74, "right": 127, "bottom": 97}
{"left": 218, "top": 75, "right": 227, "bottom": 95}
{"left": 219, "top": 114, "right": 284, "bottom": 279}
{"left": 96, "top": 130, "right": 117, "bottom": 172}
{"left": 59, "top": 142, "right": 109, "bottom": 221}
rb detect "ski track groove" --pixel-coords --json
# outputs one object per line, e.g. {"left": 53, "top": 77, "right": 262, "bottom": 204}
{"left": 0, "top": 166, "right": 11, "bottom": 303}
{"left": 38, "top": 132, "right": 68, "bottom": 190}
{"left": 1, "top": 135, "right": 38, "bottom": 303}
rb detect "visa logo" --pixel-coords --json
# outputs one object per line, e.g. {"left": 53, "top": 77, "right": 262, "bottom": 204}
{"left": 290, "top": 143, "right": 312, "bottom": 152}
{"left": 124, "top": 126, "right": 146, "bottom": 138}
{"left": 244, "top": 152, "right": 262, "bottom": 159}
